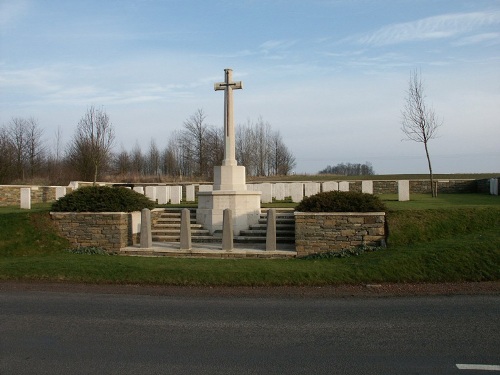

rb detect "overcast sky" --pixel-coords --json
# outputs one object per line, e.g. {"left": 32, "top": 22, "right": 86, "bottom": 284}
{"left": 1, "top": 0, "right": 499, "bottom": 174}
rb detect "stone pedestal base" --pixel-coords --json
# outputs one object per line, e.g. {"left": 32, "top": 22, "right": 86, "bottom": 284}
{"left": 213, "top": 165, "right": 247, "bottom": 191}
{"left": 197, "top": 190, "right": 262, "bottom": 235}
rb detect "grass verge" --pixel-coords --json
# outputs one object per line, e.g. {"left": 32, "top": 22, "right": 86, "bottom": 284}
{"left": 0, "top": 197, "right": 499, "bottom": 286}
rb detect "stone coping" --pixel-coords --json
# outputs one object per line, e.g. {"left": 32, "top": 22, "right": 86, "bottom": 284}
{"left": 294, "top": 212, "right": 386, "bottom": 216}
{"left": 197, "top": 190, "right": 262, "bottom": 196}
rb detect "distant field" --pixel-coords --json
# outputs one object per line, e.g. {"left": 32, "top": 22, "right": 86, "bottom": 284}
{"left": 248, "top": 173, "right": 499, "bottom": 182}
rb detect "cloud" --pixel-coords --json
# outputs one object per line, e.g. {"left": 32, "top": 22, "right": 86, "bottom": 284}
{"left": 356, "top": 10, "right": 500, "bottom": 46}
{"left": 453, "top": 32, "right": 500, "bottom": 46}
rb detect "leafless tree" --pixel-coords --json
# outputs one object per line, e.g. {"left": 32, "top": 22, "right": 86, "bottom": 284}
{"left": 130, "top": 142, "right": 144, "bottom": 176}
{"left": 146, "top": 138, "right": 161, "bottom": 180}
{"left": 182, "top": 109, "right": 211, "bottom": 178}
{"left": 401, "top": 70, "right": 442, "bottom": 197}
{"left": 6, "top": 117, "right": 45, "bottom": 181}
{"left": 0, "top": 126, "right": 15, "bottom": 183}
{"left": 67, "top": 106, "right": 115, "bottom": 184}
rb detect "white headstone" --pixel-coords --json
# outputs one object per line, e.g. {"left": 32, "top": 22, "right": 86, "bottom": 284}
{"left": 145, "top": 186, "right": 157, "bottom": 201}
{"left": 257, "top": 183, "right": 273, "bottom": 203}
{"left": 290, "top": 183, "right": 304, "bottom": 203}
{"left": 55, "top": 187, "right": 67, "bottom": 200}
{"left": 170, "top": 186, "right": 182, "bottom": 204}
{"left": 20, "top": 188, "right": 31, "bottom": 209}
{"left": 338, "top": 181, "right": 349, "bottom": 192}
{"left": 156, "top": 186, "right": 169, "bottom": 204}
{"left": 133, "top": 186, "right": 144, "bottom": 195}
{"left": 130, "top": 211, "right": 141, "bottom": 236}
{"left": 322, "top": 181, "right": 338, "bottom": 192}
{"left": 304, "top": 182, "right": 320, "bottom": 197}
{"left": 284, "top": 183, "right": 291, "bottom": 198}
{"left": 490, "top": 178, "right": 499, "bottom": 196}
{"left": 398, "top": 180, "right": 410, "bottom": 201}
{"left": 274, "top": 183, "right": 286, "bottom": 201}
{"left": 186, "top": 185, "right": 196, "bottom": 201}
{"left": 362, "top": 180, "right": 373, "bottom": 194}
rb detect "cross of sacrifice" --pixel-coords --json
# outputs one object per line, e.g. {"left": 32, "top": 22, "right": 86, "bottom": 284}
{"left": 214, "top": 68, "right": 242, "bottom": 166}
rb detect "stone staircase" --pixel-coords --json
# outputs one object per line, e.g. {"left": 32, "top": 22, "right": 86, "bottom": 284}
{"left": 151, "top": 209, "right": 216, "bottom": 243}
{"left": 234, "top": 209, "right": 295, "bottom": 244}
{"left": 151, "top": 208, "right": 295, "bottom": 244}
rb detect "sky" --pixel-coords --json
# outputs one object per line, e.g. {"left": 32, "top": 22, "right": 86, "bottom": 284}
{"left": 1, "top": 0, "right": 499, "bottom": 175}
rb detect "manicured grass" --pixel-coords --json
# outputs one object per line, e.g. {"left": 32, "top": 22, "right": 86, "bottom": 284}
{"left": 0, "top": 195, "right": 499, "bottom": 285}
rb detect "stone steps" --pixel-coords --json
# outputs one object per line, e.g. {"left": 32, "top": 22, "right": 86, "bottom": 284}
{"left": 150, "top": 208, "right": 296, "bottom": 244}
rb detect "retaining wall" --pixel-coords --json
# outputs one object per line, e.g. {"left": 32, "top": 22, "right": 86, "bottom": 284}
{"left": 294, "top": 212, "right": 386, "bottom": 257}
{"left": 50, "top": 212, "right": 133, "bottom": 252}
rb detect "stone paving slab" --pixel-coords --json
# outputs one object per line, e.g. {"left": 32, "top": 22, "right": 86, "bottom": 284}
{"left": 120, "top": 242, "right": 297, "bottom": 259}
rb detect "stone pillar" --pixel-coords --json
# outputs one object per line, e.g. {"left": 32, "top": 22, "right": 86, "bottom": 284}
{"left": 180, "top": 208, "right": 192, "bottom": 250}
{"left": 140, "top": 208, "right": 152, "bottom": 248}
{"left": 266, "top": 208, "right": 277, "bottom": 251}
{"left": 222, "top": 208, "right": 233, "bottom": 251}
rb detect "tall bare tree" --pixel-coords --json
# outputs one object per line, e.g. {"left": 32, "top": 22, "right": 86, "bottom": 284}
{"left": 67, "top": 106, "right": 115, "bottom": 184}
{"left": 0, "top": 126, "right": 15, "bottom": 183}
{"left": 401, "top": 70, "right": 442, "bottom": 197}
{"left": 6, "top": 117, "right": 44, "bottom": 181}
{"left": 182, "top": 109, "right": 210, "bottom": 178}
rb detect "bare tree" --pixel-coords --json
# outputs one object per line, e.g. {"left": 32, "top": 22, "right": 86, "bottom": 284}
{"left": 6, "top": 117, "right": 45, "bottom": 181}
{"left": 182, "top": 109, "right": 210, "bottom": 178}
{"left": 67, "top": 106, "right": 115, "bottom": 184}
{"left": 0, "top": 126, "right": 15, "bottom": 183}
{"left": 401, "top": 70, "right": 441, "bottom": 197}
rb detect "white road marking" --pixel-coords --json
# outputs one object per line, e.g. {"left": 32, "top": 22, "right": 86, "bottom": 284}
{"left": 456, "top": 364, "right": 500, "bottom": 371}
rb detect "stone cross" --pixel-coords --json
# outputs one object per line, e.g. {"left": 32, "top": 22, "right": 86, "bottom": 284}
{"left": 214, "top": 68, "right": 242, "bottom": 167}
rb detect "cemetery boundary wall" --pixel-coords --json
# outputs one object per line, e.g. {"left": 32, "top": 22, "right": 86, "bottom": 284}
{"left": 1, "top": 178, "right": 496, "bottom": 207}
{"left": 294, "top": 212, "right": 386, "bottom": 257}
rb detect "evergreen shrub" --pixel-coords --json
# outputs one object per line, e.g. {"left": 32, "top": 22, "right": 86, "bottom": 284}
{"left": 51, "top": 186, "right": 155, "bottom": 212}
{"left": 295, "top": 191, "right": 386, "bottom": 212}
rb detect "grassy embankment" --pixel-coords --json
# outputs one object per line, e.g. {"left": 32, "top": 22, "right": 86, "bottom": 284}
{"left": 0, "top": 194, "right": 499, "bottom": 286}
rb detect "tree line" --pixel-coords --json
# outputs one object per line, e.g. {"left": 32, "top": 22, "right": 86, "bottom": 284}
{"left": 0, "top": 107, "right": 296, "bottom": 185}
{"left": 318, "top": 162, "right": 374, "bottom": 176}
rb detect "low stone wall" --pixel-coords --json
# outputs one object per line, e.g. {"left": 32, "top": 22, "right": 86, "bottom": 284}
{"left": 50, "top": 212, "right": 133, "bottom": 252}
{"left": 0, "top": 185, "right": 73, "bottom": 207}
{"left": 294, "top": 212, "right": 386, "bottom": 257}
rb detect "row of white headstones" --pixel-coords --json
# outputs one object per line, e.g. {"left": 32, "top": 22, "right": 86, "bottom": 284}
{"left": 17, "top": 178, "right": 500, "bottom": 209}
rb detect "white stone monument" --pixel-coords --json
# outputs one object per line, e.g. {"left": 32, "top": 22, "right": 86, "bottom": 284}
{"left": 304, "top": 182, "right": 320, "bottom": 197}
{"left": 20, "top": 188, "right": 31, "bottom": 209}
{"left": 290, "top": 183, "right": 304, "bottom": 203}
{"left": 398, "top": 180, "right": 410, "bottom": 201}
{"left": 322, "top": 181, "right": 338, "bottom": 192}
{"left": 197, "top": 69, "right": 261, "bottom": 235}
{"left": 362, "top": 180, "right": 373, "bottom": 194}
{"left": 185, "top": 185, "right": 196, "bottom": 202}
{"left": 339, "top": 181, "right": 350, "bottom": 192}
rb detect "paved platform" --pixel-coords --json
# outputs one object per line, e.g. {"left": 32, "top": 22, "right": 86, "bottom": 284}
{"left": 120, "top": 242, "right": 297, "bottom": 259}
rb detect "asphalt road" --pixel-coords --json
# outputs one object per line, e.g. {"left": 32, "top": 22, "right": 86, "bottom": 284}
{"left": 1, "top": 288, "right": 499, "bottom": 375}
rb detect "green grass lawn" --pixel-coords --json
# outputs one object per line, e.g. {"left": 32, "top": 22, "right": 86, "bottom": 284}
{"left": 0, "top": 194, "right": 499, "bottom": 286}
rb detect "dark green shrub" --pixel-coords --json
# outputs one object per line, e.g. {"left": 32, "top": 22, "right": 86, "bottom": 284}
{"left": 51, "top": 186, "right": 155, "bottom": 212}
{"left": 295, "top": 191, "right": 386, "bottom": 212}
